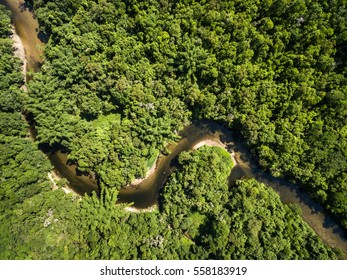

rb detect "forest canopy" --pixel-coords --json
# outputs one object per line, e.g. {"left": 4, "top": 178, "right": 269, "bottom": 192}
{"left": 0, "top": 0, "right": 346, "bottom": 259}
{"left": 23, "top": 0, "right": 347, "bottom": 228}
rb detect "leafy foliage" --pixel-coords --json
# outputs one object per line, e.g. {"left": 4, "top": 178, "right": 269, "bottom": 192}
{"left": 25, "top": 0, "right": 347, "bottom": 228}
{"left": 1, "top": 0, "right": 346, "bottom": 259}
{"left": 0, "top": 5, "right": 66, "bottom": 258}
{"left": 227, "top": 180, "right": 336, "bottom": 259}
{"left": 160, "top": 147, "right": 336, "bottom": 259}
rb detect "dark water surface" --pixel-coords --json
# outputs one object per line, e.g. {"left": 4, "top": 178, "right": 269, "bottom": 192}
{"left": 118, "top": 122, "right": 235, "bottom": 208}
{"left": 49, "top": 151, "right": 99, "bottom": 195}
{"left": 3, "top": 0, "right": 347, "bottom": 256}
{"left": 48, "top": 121, "right": 347, "bottom": 255}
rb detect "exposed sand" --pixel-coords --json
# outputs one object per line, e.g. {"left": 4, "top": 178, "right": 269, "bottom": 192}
{"left": 47, "top": 171, "right": 77, "bottom": 195}
{"left": 192, "top": 138, "right": 225, "bottom": 150}
{"left": 123, "top": 204, "right": 157, "bottom": 213}
{"left": 128, "top": 156, "right": 158, "bottom": 187}
{"left": 127, "top": 138, "right": 238, "bottom": 190}
{"left": 11, "top": 25, "right": 27, "bottom": 83}
{"left": 11, "top": 20, "right": 74, "bottom": 196}
{"left": 47, "top": 172, "right": 58, "bottom": 190}
{"left": 192, "top": 138, "right": 237, "bottom": 167}
{"left": 61, "top": 186, "right": 73, "bottom": 194}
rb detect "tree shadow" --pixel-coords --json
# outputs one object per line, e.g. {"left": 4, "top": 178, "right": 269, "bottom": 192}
{"left": 21, "top": 0, "right": 34, "bottom": 13}
{"left": 37, "top": 30, "right": 49, "bottom": 43}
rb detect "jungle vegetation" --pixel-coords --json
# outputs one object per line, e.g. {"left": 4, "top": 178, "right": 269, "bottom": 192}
{"left": 0, "top": 0, "right": 346, "bottom": 259}
{"left": 24, "top": 0, "right": 347, "bottom": 227}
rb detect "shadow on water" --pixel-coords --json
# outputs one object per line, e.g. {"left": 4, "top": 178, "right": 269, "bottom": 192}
{"left": 37, "top": 30, "right": 49, "bottom": 43}
{"left": 117, "top": 121, "right": 226, "bottom": 208}
{"left": 31, "top": 120, "right": 347, "bottom": 255}
{"left": 3, "top": 0, "right": 347, "bottom": 257}
{"left": 20, "top": 0, "right": 34, "bottom": 13}
{"left": 229, "top": 133, "right": 347, "bottom": 254}
{"left": 48, "top": 150, "right": 99, "bottom": 196}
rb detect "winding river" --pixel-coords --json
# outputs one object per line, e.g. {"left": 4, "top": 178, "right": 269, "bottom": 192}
{"left": 0, "top": 0, "right": 43, "bottom": 74}
{"left": 3, "top": 0, "right": 347, "bottom": 257}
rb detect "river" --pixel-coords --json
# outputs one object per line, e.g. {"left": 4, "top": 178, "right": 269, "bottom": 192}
{"left": 0, "top": 0, "right": 43, "bottom": 75}
{"left": 2, "top": 0, "right": 347, "bottom": 257}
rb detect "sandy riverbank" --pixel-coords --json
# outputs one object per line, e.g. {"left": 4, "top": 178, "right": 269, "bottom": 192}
{"left": 192, "top": 138, "right": 225, "bottom": 150}
{"left": 128, "top": 137, "right": 238, "bottom": 191}
{"left": 11, "top": 26, "right": 26, "bottom": 79}
{"left": 192, "top": 138, "right": 237, "bottom": 167}
{"left": 47, "top": 171, "right": 77, "bottom": 195}
{"left": 3, "top": 0, "right": 44, "bottom": 72}
{"left": 123, "top": 205, "right": 158, "bottom": 213}
{"left": 128, "top": 156, "right": 158, "bottom": 187}
{"left": 10, "top": 25, "right": 27, "bottom": 91}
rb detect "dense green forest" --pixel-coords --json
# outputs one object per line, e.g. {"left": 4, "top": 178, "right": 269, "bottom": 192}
{"left": 0, "top": 95, "right": 337, "bottom": 261}
{"left": 23, "top": 0, "right": 347, "bottom": 228}
{"left": 0, "top": 0, "right": 346, "bottom": 259}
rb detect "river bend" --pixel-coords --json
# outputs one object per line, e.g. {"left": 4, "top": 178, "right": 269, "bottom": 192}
{"left": 2, "top": 0, "right": 347, "bottom": 256}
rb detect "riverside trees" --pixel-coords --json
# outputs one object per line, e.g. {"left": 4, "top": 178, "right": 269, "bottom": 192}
{"left": 25, "top": 0, "right": 347, "bottom": 228}
{"left": 1, "top": 0, "right": 346, "bottom": 259}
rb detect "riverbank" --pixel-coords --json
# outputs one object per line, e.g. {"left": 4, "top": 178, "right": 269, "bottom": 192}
{"left": 127, "top": 136, "right": 235, "bottom": 188}
{"left": 11, "top": 25, "right": 26, "bottom": 82}
{"left": 47, "top": 171, "right": 77, "bottom": 195}
{"left": 5, "top": 0, "right": 347, "bottom": 256}
{"left": 1, "top": 0, "right": 43, "bottom": 73}
{"left": 128, "top": 156, "right": 158, "bottom": 187}
{"left": 10, "top": 24, "right": 33, "bottom": 141}
{"left": 192, "top": 138, "right": 237, "bottom": 167}
{"left": 123, "top": 205, "right": 158, "bottom": 213}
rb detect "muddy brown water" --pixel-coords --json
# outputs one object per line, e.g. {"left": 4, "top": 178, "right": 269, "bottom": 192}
{"left": 3, "top": 0, "right": 347, "bottom": 256}
{"left": 118, "top": 123, "right": 235, "bottom": 208}
{"left": 0, "top": 0, "right": 43, "bottom": 74}
{"left": 34, "top": 121, "right": 347, "bottom": 256}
